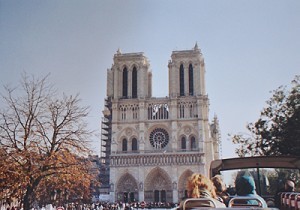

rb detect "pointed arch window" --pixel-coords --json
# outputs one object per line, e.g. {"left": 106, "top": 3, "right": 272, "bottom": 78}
{"left": 132, "top": 66, "right": 137, "bottom": 98}
{"left": 189, "top": 64, "right": 194, "bottom": 96}
{"left": 122, "top": 67, "right": 128, "bottom": 98}
{"left": 179, "top": 64, "right": 184, "bottom": 96}
{"left": 191, "top": 136, "right": 196, "bottom": 150}
{"left": 122, "top": 138, "right": 127, "bottom": 152}
{"left": 132, "top": 138, "right": 138, "bottom": 151}
{"left": 181, "top": 137, "right": 186, "bottom": 150}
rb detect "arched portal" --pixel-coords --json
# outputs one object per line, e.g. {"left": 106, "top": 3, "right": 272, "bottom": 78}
{"left": 116, "top": 173, "right": 139, "bottom": 203}
{"left": 178, "top": 169, "right": 194, "bottom": 200}
{"left": 144, "top": 167, "right": 173, "bottom": 203}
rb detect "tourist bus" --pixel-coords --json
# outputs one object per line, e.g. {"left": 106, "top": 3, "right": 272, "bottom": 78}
{"left": 209, "top": 156, "right": 300, "bottom": 208}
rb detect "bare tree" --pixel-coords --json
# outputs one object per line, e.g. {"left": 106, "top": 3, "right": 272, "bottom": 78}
{"left": 0, "top": 73, "right": 94, "bottom": 210}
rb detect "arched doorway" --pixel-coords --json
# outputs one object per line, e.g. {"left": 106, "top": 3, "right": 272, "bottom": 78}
{"left": 144, "top": 167, "right": 173, "bottom": 203}
{"left": 116, "top": 173, "right": 139, "bottom": 203}
{"left": 178, "top": 169, "right": 194, "bottom": 201}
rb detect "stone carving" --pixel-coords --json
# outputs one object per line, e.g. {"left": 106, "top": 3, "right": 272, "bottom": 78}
{"left": 184, "top": 127, "right": 191, "bottom": 135}
{"left": 126, "top": 128, "right": 132, "bottom": 136}
{"left": 139, "top": 182, "right": 143, "bottom": 191}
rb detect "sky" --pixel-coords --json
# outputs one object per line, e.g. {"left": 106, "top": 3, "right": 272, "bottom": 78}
{"left": 0, "top": 0, "right": 299, "bottom": 158}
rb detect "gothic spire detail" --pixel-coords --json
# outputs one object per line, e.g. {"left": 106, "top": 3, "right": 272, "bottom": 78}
{"left": 117, "top": 48, "right": 121, "bottom": 54}
{"left": 194, "top": 42, "right": 199, "bottom": 50}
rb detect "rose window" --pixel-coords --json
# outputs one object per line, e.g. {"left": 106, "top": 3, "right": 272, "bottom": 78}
{"left": 149, "top": 128, "right": 169, "bottom": 149}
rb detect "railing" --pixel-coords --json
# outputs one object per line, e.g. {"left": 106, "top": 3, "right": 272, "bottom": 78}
{"left": 116, "top": 96, "right": 209, "bottom": 122}
{"left": 181, "top": 198, "right": 217, "bottom": 209}
{"left": 228, "top": 196, "right": 267, "bottom": 208}
{"left": 279, "top": 192, "right": 300, "bottom": 210}
{"left": 110, "top": 152, "right": 204, "bottom": 167}
{"left": 114, "top": 148, "right": 202, "bottom": 154}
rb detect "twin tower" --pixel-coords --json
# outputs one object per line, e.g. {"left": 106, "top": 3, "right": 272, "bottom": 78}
{"left": 101, "top": 44, "right": 221, "bottom": 203}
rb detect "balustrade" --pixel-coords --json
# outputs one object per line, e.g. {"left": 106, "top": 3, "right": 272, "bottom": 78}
{"left": 110, "top": 152, "right": 204, "bottom": 167}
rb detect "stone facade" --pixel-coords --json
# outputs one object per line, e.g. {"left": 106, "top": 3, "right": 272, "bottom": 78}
{"left": 101, "top": 44, "right": 220, "bottom": 204}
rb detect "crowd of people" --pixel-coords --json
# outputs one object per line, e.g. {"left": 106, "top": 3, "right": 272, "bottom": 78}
{"left": 91, "top": 202, "right": 178, "bottom": 210}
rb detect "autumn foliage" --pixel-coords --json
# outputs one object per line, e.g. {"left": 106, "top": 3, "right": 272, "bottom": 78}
{"left": 0, "top": 74, "right": 98, "bottom": 210}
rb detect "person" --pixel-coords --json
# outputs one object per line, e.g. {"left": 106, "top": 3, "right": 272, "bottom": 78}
{"left": 178, "top": 173, "right": 226, "bottom": 209}
{"left": 234, "top": 172, "right": 267, "bottom": 208}
{"left": 211, "top": 175, "right": 230, "bottom": 205}
{"left": 284, "top": 179, "right": 295, "bottom": 192}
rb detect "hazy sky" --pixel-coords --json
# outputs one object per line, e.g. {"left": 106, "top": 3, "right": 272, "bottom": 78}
{"left": 1, "top": 0, "right": 299, "bottom": 158}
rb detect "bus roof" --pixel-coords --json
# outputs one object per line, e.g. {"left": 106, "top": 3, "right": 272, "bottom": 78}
{"left": 210, "top": 156, "right": 300, "bottom": 177}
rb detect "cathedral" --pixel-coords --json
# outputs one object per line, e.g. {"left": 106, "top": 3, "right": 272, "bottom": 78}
{"left": 100, "top": 44, "right": 221, "bottom": 204}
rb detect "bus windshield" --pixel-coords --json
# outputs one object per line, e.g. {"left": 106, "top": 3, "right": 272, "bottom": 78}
{"left": 210, "top": 156, "right": 300, "bottom": 206}
{"left": 219, "top": 167, "right": 299, "bottom": 196}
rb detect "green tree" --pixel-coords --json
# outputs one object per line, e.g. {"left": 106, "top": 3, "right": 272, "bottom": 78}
{"left": 231, "top": 75, "right": 300, "bottom": 157}
{"left": 0, "top": 73, "right": 95, "bottom": 210}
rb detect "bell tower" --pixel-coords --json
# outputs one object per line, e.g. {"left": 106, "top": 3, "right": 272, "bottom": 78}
{"left": 168, "top": 43, "right": 206, "bottom": 98}
{"left": 106, "top": 49, "right": 152, "bottom": 100}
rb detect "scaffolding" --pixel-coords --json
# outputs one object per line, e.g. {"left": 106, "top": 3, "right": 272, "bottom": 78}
{"left": 99, "top": 97, "right": 112, "bottom": 193}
